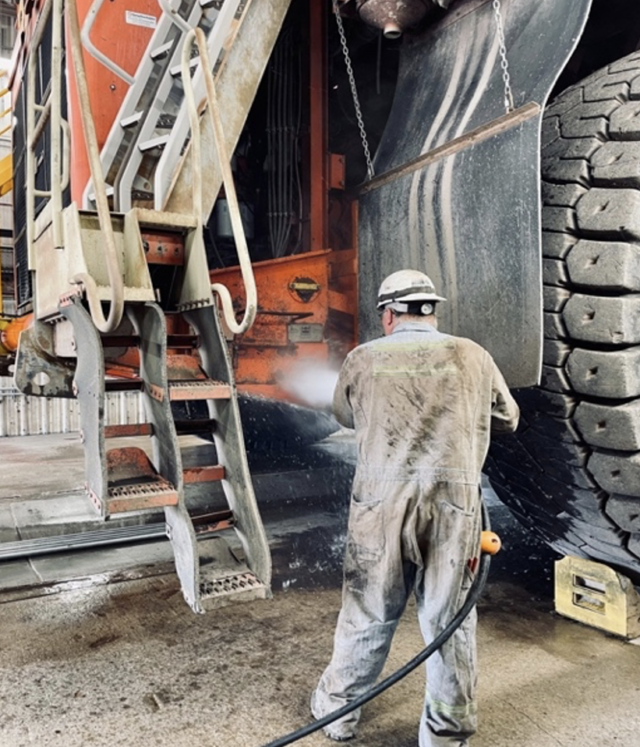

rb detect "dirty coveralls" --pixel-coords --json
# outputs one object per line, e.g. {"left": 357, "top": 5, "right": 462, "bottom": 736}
{"left": 312, "top": 320, "right": 519, "bottom": 746}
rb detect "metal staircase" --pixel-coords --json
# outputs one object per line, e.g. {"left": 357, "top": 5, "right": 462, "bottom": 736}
{"left": 59, "top": 290, "right": 271, "bottom": 613}
{"left": 82, "top": 0, "right": 248, "bottom": 212}
{"left": 13, "top": 0, "right": 293, "bottom": 611}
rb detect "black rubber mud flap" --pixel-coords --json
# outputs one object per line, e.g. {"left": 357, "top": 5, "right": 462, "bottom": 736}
{"left": 489, "top": 51, "right": 640, "bottom": 583}
{"left": 238, "top": 395, "right": 340, "bottom": 452}
{"left": 358, "top": 0, "right": 591, "bottom": 387}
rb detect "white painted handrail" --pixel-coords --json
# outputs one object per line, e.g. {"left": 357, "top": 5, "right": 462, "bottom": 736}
{"left": 181, "top": 27, "right": 257, "bottom": 335}
{"left": 159, "top": 0, "right": 191, "bottom": 33}
{"left": 67, "top": 0, "right": 124, "bottom": 333}
{"left": 26, "top": 0, "right": 66, "bottom": 251}
{"left": 80, "top": 0, "right": 135, "bottom": 85}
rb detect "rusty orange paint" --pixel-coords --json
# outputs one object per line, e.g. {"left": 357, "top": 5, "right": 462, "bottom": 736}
{"left": 104, "top": 423, "right": 153, "bottom": 438}
{"left": 106, "top": 445, "right": 156, "bottom": 481}
{"left": 67, "top": 0, "right": 162, "bottom": 202}
{"left": 212, "top": 249, "right": 331, "bottom": 338}
{"left": 210, "top": 248, "right": 357, "bottom": 404}
{"left": 104, "top": 359, "right": 140, "bottom": 380}
{"left": 142, "top": 231, "right": 185, "bottom": 265}
{"left": 166, "top": 354, "right": 206, "bottom": 381}
{"left": 0, "top": 313, "right": 33, "bottom": 352}
{"left": 183, "top": 465, "right": 225, "bottom": 484}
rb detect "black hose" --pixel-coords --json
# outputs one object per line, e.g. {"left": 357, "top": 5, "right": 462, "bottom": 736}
{"left": 259, "top": 501, "right": 493, "bottom": 747}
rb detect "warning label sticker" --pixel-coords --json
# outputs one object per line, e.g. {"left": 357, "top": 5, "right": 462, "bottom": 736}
{"left": 125, "top": 11, "right": 157, "bottom": 29}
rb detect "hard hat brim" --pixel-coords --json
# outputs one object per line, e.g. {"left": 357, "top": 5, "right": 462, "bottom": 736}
{"left": 377, "top": 292, "right": 446, "bottom": 309}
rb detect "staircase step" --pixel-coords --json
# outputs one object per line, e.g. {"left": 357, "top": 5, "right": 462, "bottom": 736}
{"left": 167, "top": 353, "right": 207, "bottom": 380}
{"left": 87, "top": 184, "right": 114, "bottom": 203}
{"left": 174, "top": 417, "right": 217, "bottom": 435}
{"left": 105, "top": 379, "right": 143, "bottom": 392}
{"left": 102, "top": 335, "right": 140, "bottom": 348}
{"left": 201, "top": 570, "right": 266, "bottom": 602}
{"left": 170, "top": 57, "right": 198, "bottom": 78}
{"left": 133, "top": 207, "right": 197, "bottom": 230}
{"left": 104, "top": 423, "right": 153, "bottom": 438}
{"left": 150, "top": 41, "right": 173, "bottom": 60}
{"left": 166, "top": 334, "right": 198, "bottom": 349}
{"left": 138, "top": 134, "right": 170, "bottom": 152}
{"left": 105, "top": 479, "right": 179, "bottom": 514}
{"left": 120, "top": 111, "right": 143, "bottom": 128}
{"left": 102, "top": 446, "right": 179, "bottom": 514}
{"left": 105, "top": 377, "right": 229, "bottom": 399}
{"left": 192, "top": 509, "right": 234, "bottom": 534}
{"left": 183, "top": 464, "right": 225, "bottom": 484}
{"left": 198, "top": 537, "right": 269, "bottom": 610}
{"left": 169, "top": 380, "right": 231, "bottom": 401}
{"left": 131, "top": 189, "right": 155, "bottom": 202}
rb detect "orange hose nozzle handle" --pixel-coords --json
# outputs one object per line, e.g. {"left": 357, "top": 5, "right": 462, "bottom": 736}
{"left": 481, "top": 531, "right": 501, "bottom": 555}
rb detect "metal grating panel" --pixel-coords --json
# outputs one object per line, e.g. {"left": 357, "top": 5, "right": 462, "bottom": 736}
{"left": 0, "top": 377, "right": 145, "bottom": 437}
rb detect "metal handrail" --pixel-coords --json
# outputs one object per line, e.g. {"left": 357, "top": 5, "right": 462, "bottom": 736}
{"left": 0, "top": 73, "right": 12, "bottom": 139}
{"left": 181, "top": 27, "right": 257, "bottom": 335}
{"left": 26, "top": 0, "right": 53, "bottom": 258}
{"left": 60, "top": 118, "right": 71, "bottom": 191}
{"left": 80, "top": 0, "right": 135, "bottom": 85}
{"left": 67, "top": 0, "right": 124, "bottom": 333}
{"left": 24, "top": 0, "right": 74, "bottom": 255}
{"left": 50, "top": 0, "right": 64, "bottom": 247}
{"left": 159, "top": 0, "right": 191, "bottom": 33}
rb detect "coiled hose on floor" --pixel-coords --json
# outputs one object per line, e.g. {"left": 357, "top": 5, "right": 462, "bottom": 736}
{"left": 260, "top": 500, "right": 493, "bottom": 747}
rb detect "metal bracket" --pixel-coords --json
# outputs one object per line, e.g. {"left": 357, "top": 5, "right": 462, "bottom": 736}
{"left": 14, "top": 322, "right": 76, "bottom": 398}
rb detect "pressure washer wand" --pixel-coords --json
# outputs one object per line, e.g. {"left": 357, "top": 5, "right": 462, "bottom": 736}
{"left": 260, "top": 501, "right": 498, "bottom": 747}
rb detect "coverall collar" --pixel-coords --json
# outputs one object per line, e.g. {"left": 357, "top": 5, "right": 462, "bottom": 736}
{"left": 391, "top": 320, "right": 440, "bottom": 335}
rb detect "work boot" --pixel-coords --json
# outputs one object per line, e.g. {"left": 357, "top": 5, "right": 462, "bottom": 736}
{"left": 310, "top": 690, "right": 357, "bottom": 742}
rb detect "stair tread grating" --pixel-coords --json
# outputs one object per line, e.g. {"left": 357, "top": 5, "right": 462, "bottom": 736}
{"left": 107, "top": 479, "right": 176, "bottom": 499}
{"left": 104, "top": 477, "right": 179, "bottom": 514}
{"left": 200, "top": 570, "right": 267, "bottom": 600}
{"left": 169, "top": 379, "right": 231, "bottom": 401}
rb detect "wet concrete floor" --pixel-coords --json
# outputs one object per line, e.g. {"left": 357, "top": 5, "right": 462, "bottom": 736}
{"left": 1, "top": 434, "right": 639, "bottom": 747}
{"left": 1, "top": 571, "right": 639, "bottom": 747}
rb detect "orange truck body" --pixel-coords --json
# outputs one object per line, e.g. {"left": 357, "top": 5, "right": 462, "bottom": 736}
{"left": 210, "top": 248, "right": 357, "bottom": 403}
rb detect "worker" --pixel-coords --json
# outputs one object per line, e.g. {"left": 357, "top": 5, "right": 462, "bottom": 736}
{"left": 311, "top": 269, "right": 519, "bottom": 746}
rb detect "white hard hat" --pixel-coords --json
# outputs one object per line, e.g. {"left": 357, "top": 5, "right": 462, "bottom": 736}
{"left": 376, "top": 269, "right": 446, "bottom": 310}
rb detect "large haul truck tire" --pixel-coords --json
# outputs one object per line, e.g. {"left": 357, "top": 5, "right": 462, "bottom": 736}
{"left": 488, "top": 50, "right": 640, "bottom": 584}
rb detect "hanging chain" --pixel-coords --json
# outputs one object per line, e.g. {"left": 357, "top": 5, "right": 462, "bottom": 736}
{"left": 332, "top": 0, "right": 375, "bottom": 180}
{"left": 491, "top": 0, "right": 514, "bottom": 113}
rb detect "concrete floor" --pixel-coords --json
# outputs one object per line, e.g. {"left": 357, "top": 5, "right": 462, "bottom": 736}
{"left": 1, "top": 433, "right": 639, "bottom": 747}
